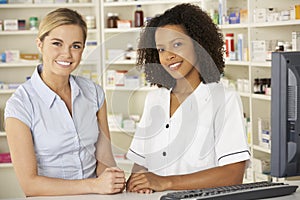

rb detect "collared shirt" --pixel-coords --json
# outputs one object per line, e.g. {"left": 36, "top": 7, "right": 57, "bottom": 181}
{"left": 5, "top": 65, "right": 105, "bottom": 180}
{"left": 127, "top": 82, "right": 250, "bottom": 176}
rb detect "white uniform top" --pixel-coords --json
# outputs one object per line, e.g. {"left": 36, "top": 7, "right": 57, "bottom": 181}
{"left": 126, "top": 82, "right": 250, "bottom": 176}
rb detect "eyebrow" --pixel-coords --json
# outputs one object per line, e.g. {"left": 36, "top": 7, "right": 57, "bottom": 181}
{"left": 50, "top": 38, "right": 83, "bottom": 45}
{"left": 156, "top": 37, "right": 184, "bottom": 46}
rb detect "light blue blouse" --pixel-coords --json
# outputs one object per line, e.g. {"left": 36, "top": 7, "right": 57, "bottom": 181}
{"left": 4, "top": 65, "right": 105, "bottom": 180}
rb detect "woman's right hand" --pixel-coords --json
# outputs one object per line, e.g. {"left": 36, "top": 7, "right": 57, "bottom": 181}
{"left": 92, "top": 167, "right": 126, "bottom": 194}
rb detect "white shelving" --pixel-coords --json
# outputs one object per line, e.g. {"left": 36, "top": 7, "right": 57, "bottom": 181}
{"left": 219, "top": 0, "right": 300, "bottom": 182}
{"left": 0, "top": 0, "right": 299, "bottom": 197}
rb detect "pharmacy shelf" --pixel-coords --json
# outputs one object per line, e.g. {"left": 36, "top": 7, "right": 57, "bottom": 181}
{"left": 225, "top": 61, "right": 250, "bottom": 66}
{"left": 220, "top": 23, "right": 249, "bottom": 29}
{"left": 239, "top": 92, "right": 251, "bottom": 98}
{"left": 0, "top": 89, "right": 15, "bottom": 94}
{"left": 253, "top": 145, "right": 271, "bottom": 154}
{"left": 103, "top": 0, "right": 202, "bottom": 7}
{"left": 250, "top": 20, "right": 300, "bottom": 28}
{"left": 0, "top": 63, "right": 37, "bottom": 68}
{"left": 0, "top": 132, "right": 6, "bottom": 137}
{"left": 105, "top": 86, "right": 156, "bottom": 91}
{"left": 110, "top": 127, "right": 135, "bottom": 134}
{"left": 115, "top": 157, "right": 134, "bottom": 165}
{"left": 0, "top": 163, "right": 13, "bottom": 168}
{"left": 0, "top": 3, "right": 94, "bottom": 9}
{"left": 252, "top": 94, "right": 271, "bottom": 101}
{"left": 0, "top": 29, "right": 97, "bottom": 36}
{"left": 251, "top": 62, "right": 272, "bottom": 67}
{"left": 106, "top": 60, "right": 136, "bottom": 65}
{"left": 104, "top": 28, "right": 141, "bottom": 33}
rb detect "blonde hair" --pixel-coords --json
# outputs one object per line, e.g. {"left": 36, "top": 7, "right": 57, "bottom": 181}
{"left": 38, "top": 8, "right": 87, "bottom": 43}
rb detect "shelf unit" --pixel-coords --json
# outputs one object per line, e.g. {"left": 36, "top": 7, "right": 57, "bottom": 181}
{"left": 0, "top": 0, "right": 299, "bottom": 197}
{"left": 213, "top": 0, "right": 300, "bottom": 182}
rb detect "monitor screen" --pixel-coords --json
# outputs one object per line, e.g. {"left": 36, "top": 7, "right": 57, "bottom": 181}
{"left": 271, "top": 51, "right": 300, "bottom": 178}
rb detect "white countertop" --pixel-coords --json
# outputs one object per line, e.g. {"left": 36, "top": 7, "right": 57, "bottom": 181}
{"left": 9, "top": 180, "right": 300, "bottom": 200}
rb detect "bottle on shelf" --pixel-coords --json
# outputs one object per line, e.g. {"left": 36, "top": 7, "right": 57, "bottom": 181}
{"left": 107, "top": 13, "right": 119, "bottom": 28}
{"left": 134, "top": 5, "right": 144, "bottom": 27}
{"left": 107, "top": 12, "right": 114, "bottom": 28}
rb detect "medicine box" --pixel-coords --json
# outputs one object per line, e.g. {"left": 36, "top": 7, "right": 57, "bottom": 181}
{"left": 117, "top": 20, "right": 131, "bottom": 28}
{"left": 8, "top": 0, "right": 32, "bottom": 3}
{"left": 251, "top": 40, "right": 266, "bottom": 62}
{"left": 292, "top": 32, "right": 300, "bottom": 51}
{"left": 4, "top": 19, "right": 18, "bottom": 31}
{"left": 229, "top": 11, "right": 240, "bottom": 24}
{"left": 5, "top": 50, "right": 20, "bottom": 63}
{"left": 0, "top": 153, "right": 11, "bottom": 163}
{"left": 33, "top": 0, "right": 53, "bottom": 3}
{"left": 107, "top": 49, "right": 124, "bottom": 61}
{"left": 253, "top": 8, "right": 267, "bottom": 23}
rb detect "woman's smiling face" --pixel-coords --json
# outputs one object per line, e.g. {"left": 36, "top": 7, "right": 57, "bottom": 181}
{"left": 155, "top": 24, "right": 197, "bottom": 80}
{"left": 36, "top": 24, "right": 85, "bottom": 77}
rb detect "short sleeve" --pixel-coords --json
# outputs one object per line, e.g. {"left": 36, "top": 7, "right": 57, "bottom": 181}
{"left": 215, "top": 90, "right": 251, "bottom": 166}
{"left": 4, "top": 86, "right": 32, "bottom": 129}
{"left": 95, "top": 83, "right": 105, "bottom": 109}
{"left": 126, "top": 92, "right": 152, "bottom": 167}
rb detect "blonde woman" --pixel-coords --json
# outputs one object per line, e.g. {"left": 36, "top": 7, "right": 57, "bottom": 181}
{"left": 4, "top": 8, "right": 125, "bottom": 196}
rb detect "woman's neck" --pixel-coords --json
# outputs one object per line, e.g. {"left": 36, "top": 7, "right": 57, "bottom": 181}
{"left": 172, "top": 67, "right": 201, "bottom": 95}
{"left": 40, "top": 70, "right": 70, "bottom": 94}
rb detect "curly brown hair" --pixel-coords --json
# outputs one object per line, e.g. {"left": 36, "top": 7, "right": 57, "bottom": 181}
{"left": 137, "top": 3, "right": 225, "bottom": 89}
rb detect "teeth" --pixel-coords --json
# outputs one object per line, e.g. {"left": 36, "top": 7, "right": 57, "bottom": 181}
{"left": 169, "top": 62, "right": 181, "bottom": 69}
{"left": 56, "top": 61, "right": 71, "bottom": 66}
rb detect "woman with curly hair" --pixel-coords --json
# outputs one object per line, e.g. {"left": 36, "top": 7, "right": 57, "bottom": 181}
{"left": 126, "top": 3, "right": 250, "bottom": 193}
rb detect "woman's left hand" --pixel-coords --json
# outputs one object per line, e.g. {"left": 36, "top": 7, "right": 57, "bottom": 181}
{"left": 126, "top": 171, "right": 168, "bottom": 192}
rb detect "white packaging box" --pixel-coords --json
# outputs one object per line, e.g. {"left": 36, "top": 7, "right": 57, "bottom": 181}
{"left": 236, "top": 79, "right": 244, "bottom": 92}
{"left": 34, "top": 0, "right": 53, "bottom": 3}
{"left": 108, "top": 113, "right": 123, "bottom": 130}
{"left": 4, "top": 19, "right": 18, "bottom": 31}
{"left": 5, "top": 50, "right": 20, "bottom": 63}
{"left": 292, "top": 32, "right": 300, "bottom": 51}
{"left": 237, "top": 34, "right": 244, "bottom": 61}
{"left": 251, "top": 40, "right": 266, "bottom": 62}
{"left": 8, "top": 0, "right": 32, "bottom": 3}
{"left": 253, "top": 158, "right": 271, "bottom": 174}
{"left": 107, "top": 49, "right": 125, "bottom": 61}
{"left": 106, "top": 70, "right": 116, "bottom": 87}
{"left": 122, "top": 119, "right": 135, "bottom": 130}
{"left": 254, "top": 172, "right": 271, "bottom": 182}
{"left": 253, "top": 8, "right": 267, "bottom": 23}
{"left": 125, "top": 75, "right": 140, "bottom": 89}
{"left": 115, "top": 70, "right": 127, "bottom": 86}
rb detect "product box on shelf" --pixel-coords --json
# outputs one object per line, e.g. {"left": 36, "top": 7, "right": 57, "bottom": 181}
{"left": 33, "top": 0, "right": 53, "bottom": 3}
{"left": 292, "top": 31, "right": 300, "bottom": 51}
{"left": 107, "top": 49, "right": 125, "bottom": 62}
{"left": 8, "top": 0, "right": 32, "bottom": 3}
{"left": 4, "top": 19, "right": 18, "bottom": 31}
{"left": 0, "top": 153, "right": 11, "bottom": 163}
{"left": 251, "top": 40, "right": 266, "bottom": 62}
{"left": 253, "top": 8, "right": 267, "bottom": 23}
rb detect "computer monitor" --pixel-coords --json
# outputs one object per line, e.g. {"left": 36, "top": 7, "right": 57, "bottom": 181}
{"left": 271, "top": 51, "right": 300, "bottom": 178}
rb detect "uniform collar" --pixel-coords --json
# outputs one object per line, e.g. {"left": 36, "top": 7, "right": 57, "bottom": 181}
{"left": 169, "top": 82, "right": 211, "bottom": 101}
{"left": 31, "top": 64, "right": 81, "bottom": 108}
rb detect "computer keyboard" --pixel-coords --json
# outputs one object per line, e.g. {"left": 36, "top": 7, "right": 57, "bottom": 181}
{"left": 160, "top": 181, "right": 298, "bottom": 200}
